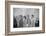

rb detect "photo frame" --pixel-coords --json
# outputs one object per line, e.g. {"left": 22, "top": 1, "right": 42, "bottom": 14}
{"left": 5, "top": 0, "right": 45, "bottom": 36}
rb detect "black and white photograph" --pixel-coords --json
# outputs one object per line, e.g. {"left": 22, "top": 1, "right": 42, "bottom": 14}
{"left": 13, "top": 8, "right": 39, "bottom": 28}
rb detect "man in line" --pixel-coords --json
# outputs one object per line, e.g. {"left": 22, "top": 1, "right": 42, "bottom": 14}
{"left": 19, "top": 15, "right": 23, "bottom": 27}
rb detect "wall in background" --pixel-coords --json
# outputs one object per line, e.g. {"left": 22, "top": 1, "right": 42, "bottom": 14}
{"left": 0, "top": 0, "right": 46, "bottom": 36}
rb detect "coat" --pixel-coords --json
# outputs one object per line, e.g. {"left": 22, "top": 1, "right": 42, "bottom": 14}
{"left": 19, "top": 19, "right": 23, "bottom": 27}
{"left": 13, "top": 17, "right": 17, "bottom": 28}
{"left": 23, "top": 18, "right": 31, "bottom": 27}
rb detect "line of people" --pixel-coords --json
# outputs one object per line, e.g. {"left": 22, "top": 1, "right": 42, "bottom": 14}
{"left": 13, "top": 15, "right": 39, "bottom": 28}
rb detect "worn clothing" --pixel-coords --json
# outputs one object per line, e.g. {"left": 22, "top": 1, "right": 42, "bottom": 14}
{"left": 23, "top": 18, "right": 31, "bottom": 27}
{"left": 19, "top": 19, "right": 23, "bottom": 27}
{"left": 13, "top": 17, "right": 17, "bottom": 28}
{"left": 31, "top": 18, "right": 35, "bottom": 27}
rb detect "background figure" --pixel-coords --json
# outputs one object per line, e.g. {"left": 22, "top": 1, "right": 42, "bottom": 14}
{"left": 19, "top": 15, "right": 23, "bottom": 27}
{"left": 23, "top": 16, "right": 27, "bottom": 27}
{"left": 15, "top": 16, "right": 20, "bottom": 27}
{"left": 35, "top": 18, "right": 39, "bottom": 27}
{"left": 13, "top": 17, "right": 17, "bottom": 28}
{"left": 31, "top": 15, "right": 35, "bottom": 27}
{"left": 26, "top": 15, "right": 31, "bottom": 27}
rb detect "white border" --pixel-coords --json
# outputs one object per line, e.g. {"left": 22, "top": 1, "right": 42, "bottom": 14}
{"left": 10, "top": 5, "right": 42, "bottom": 32}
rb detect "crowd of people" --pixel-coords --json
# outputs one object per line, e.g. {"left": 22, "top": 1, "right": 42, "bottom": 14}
{"left": 13, "top": 15, "right": 39, "bottom": 28}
